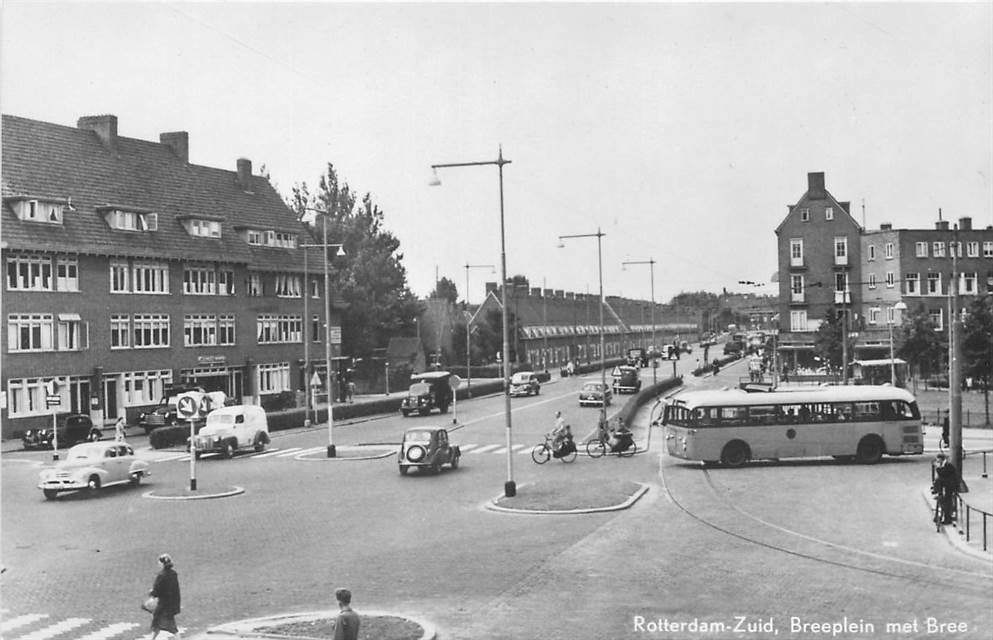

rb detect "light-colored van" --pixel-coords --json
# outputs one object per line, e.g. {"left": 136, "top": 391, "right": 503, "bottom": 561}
{"left": 190, "top": 405, "right": 270, "bottom": 459}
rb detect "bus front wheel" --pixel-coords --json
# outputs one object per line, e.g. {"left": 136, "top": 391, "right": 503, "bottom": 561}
{"left": 855, "top": 436, "right": 884, "bottom": 465}
{"left": 721, "top": 440, "right": 750, "bottom": 468}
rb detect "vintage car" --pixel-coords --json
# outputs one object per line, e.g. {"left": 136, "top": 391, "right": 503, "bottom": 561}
{"left": 509, "top": 371, "right": 541, "bottom": 397}
{"left": 397, "top": 426, "right": 461, "bottom": 475}
{"left": 400, "top": 371, "right": 455, "bottom": 417}
{"left": 38, "top": 441, "right": 150, "bottom": 500}
{"left": 612, "top": 366, "right": 642, "bottom": 394}
{"left": 579, "top": 381, "right": 613, "bottom": 407}
{"left": 189, "top": 405, "right": 270, "bottom": 459}
{"left": 626, "top": 348, "right": 648, "bottom": 367}
{"left": 139, "top": 385, "right": 227, "bottom": 433}
{"left": 22, "top": 414, "right": 103, "bottom": 450}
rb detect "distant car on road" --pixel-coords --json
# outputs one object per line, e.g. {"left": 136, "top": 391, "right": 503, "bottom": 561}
{"left": 38, "top": 441, "right": 150, "bottom": 500}
{"left": 190, "top": 405, "right": 270, "bottom": 459}
{"left": 400, "top": 371, "right": 455, "bottom": 417}
{"left": 22, "top": 414, "right": 102, "bottom": 450}
{"left": 509, "top": 371, "right": 541, "bottom": 397}
{"left": 579, "top": 381, "right": 613, "bottom": 407}
{"left": 139, "top": 385, "right": 227, "bottom": 433}
{"left": 626, "top": 348, "right": 648, "bottom": 367}
{"left": 612, "top": 366, "right": 642, "bottom": 394}
{"left": 397, "top": 426, "right": 461, "bottom": 475}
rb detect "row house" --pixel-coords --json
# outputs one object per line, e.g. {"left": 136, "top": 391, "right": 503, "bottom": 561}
{"left": 1, "top": 114, "right": 343, "bottom": 438}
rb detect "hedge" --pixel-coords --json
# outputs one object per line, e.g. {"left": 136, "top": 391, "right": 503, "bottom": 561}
{"left": 616, "top": 376, "right": 683, "bottom": 429}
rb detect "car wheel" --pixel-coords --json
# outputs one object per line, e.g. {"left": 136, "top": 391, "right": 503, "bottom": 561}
{"left": 856, "top": 436, "right": 884, "bottom": 465}
{"left": 87, "top": 475, "right": 101, "bottom": 494}
{"left": 720, "top": 440, "right": 750, "bottom": 468}
{"left": 88, "top": 430, "right": 101, "bottom": 442}
{"left": 43, "top": 489, "right": 58, "bottom": 500}
{"left": 130, "top": 472, "right": 142, "bottom": 486}
{"left": 419, "top": 409, "right": 430, "bottom": 416}
{"left": 194, "top": 451, "right": 202, "bottom": 460}
{"left": 399, "top": 465, "right": 409, "bottom": 476}
{"left": 450, "top": 454, "right": 460, "bottom": 470}
{"left": 223, "top": 441, "right": 236, "bottom": 459}
{"left": 620, "top": 442, "right": 637, "bottom": 458}
{"left": 253, "top": 434, "right": 266, "bottom": 452}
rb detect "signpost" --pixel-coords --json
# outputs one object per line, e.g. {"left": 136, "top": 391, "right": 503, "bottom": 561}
{"left": 177, "top": 395, "right": 199, "bottom": 491}
{"left": 46, "top": 380, "right": 61, "bottom": 460}
{"left": 309, "top": 371, "right": 321, "bottom": 427}
{"left": 449, "top": 374, "right": 462, "bottom": 424}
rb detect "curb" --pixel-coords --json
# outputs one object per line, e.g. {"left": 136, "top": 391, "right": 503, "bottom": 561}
{"left": 485, "top": 481, "right": 650, "bottom": 515}
{"left": 919, "top": 490, "right": 993, "bottom": 562}
{"left": 294, "top": 446, "right": 396, "bottom": 461}
{"left": 198, "top": 609, "right": 436, "bottom": 640}
{"left": 143, "top": 486, "right": 245, "bottom": 501}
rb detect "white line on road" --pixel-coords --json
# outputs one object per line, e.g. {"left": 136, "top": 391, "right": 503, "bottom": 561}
{"left": 9, "top": 617, "right": 89, "bottom": 640}
{"left": 467, "top": 444, "right": 501, "bottom": 454}
{"left": 0, "top": 614, "right": 48, "bottom": 633}
{"left": 75, "top": 622, "right": 141, "bottom": 640}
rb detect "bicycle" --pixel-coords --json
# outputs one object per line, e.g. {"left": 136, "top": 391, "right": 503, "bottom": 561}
{"left": 933, "top": 493, "right": 946, "bottom": 532}
{"left": 532, "top": 435, "right": 577, "bottom": 464}
{"left": 586, "top": 432, "right": 637, "bottom": 458}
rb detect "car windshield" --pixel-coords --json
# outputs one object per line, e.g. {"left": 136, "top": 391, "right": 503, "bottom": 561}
{"left": 511, "top": 373, "right": 532, "bottom": 384}
{"left": 408, "top": 382, "right": 430, "bottom": 395}
{"left": 404, "top": 430, "right": 433, "bottom": 443}
{"left": 582, "top": 383, "right": 603, "bottom": 392}
{"left": 66, "top": 444, "right": 102, "bottom": 461}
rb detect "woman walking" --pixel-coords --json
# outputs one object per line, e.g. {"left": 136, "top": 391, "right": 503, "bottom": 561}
{"left": 149, "top": 553, "right": 181, "bottom": 640}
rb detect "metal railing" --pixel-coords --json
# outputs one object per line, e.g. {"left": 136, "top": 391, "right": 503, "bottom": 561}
{"left": 931, "top": 450, "right": 992, "bottom": 553}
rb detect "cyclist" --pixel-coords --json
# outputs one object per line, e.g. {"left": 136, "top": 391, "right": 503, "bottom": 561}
{"left": 931, "top": 453, "right": 958, "bottom": 525}
{"left": 609, "top": 420, "right": 633, "bottom": 454}
{"left": 552, "top": 424, "right": 575, "bottom": 458}
{"left": 550, "top": 411, "right": 568, "bottom": 451}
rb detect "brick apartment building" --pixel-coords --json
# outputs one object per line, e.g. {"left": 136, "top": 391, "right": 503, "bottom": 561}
{"left": 776, "top": 171, "right": 993, "bottom": 371}
{"left": 1, "top": 114, "right": 343, "bottom": 439}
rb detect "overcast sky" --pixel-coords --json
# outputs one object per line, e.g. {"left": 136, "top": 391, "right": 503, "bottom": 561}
{"left": 2, "top": 2, "right": 991, "bottom": 305}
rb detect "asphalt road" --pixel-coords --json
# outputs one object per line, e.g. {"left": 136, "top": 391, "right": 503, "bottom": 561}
{"left": 3, "top": 351, "right": 991, "bottom": 640}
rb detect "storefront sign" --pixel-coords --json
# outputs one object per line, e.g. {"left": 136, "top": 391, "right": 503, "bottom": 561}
{"left": 197, "top": 355, "right": 227, "bottom": 365}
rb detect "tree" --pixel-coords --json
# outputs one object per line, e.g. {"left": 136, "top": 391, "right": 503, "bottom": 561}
{"left": 961, "top": 296, "right": 992, "bottom": 423}
{"left": 431, "top": 277, "right": 459, "bottom": 304}
{"left": 477, "top": 307, "right": 519, "bottom": 363}
{"left": 813, "top": 308, "right": 845, "bottom": 373}
{"left": 288, "top": 163, "right": 424, "bottom": 357}
{"left": 897, "top": 303, "right": 946, "bottom": 381}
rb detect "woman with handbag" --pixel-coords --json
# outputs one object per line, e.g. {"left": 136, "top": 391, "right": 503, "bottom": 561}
{"left": 148, "top": 553, "right": 181, "bottom": 639}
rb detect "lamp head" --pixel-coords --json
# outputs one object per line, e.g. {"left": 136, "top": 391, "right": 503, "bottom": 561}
{"left": 556, "top": 239, "right": 565, "bottom": 249}
{"left": 428, "top": 169, "right": 441, "bottom": 187}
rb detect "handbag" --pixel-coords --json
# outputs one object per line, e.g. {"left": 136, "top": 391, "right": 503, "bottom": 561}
{"left": 141, "top": 595, "right": 159, "bottom": 614}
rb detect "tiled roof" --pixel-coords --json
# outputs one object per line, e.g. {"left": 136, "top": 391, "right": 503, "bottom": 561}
{"left": 1, "top": 114, "right": 323, "bottom": 273}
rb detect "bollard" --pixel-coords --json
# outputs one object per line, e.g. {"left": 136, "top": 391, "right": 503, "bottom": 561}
{"left": 983, "top": 451, "right": 988, "bottom": 479}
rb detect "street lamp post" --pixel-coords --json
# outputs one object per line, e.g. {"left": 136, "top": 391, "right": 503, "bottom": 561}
{"left": 464, "top": 263, "right": 495, "bottom": 398}
{"left": 888, "top": 301, "right": 908, "bottom": 385}
{"left": 559, "top": 228, "right": 607, "bottom": 428}
{"left": 430, "top": 147, "right": 516, "bottom": 497}
{"left": 623, "top": 258, "right": 656, "bottom": 384}
{"left": 300, "top": 209, "right": 346, "bottom": 458}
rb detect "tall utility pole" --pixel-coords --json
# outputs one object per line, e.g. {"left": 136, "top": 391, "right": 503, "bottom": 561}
{"left": 949, "top": 222, "right": 967, "bottom": 492}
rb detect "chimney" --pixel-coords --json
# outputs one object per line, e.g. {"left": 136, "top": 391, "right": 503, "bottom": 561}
{"left": 530, "top": 287, "right": 541, "bottom": 296}
{"left": 958, "top": 217, "right": 972, "bottom": 231}
{"left": 543, "top": 288, "right": 553, "bottom": 297}
{"left": 485, "top": 282, "right": 498, "bottom": 296}
{"left": 160, "top": 132, "right": 189, "bottom": 163}
{"left": 880, "top": 223, "right": 892, "bottom": 231}
{"left": 77, "top": 115, "right": 118, "bottom": 149}
{"left": 554, "top": 289, "right": 564, "bottom": 298}
{"left": 236, "top": 158, "right": 253, "bottom": 191}
{"left": 807, "top": 172, "right": 826, "bottom": 199}
{"left": 935, "top": 220, "right": 950, "bottom": 231}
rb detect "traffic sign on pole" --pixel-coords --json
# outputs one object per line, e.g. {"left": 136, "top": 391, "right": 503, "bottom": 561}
{"left": 177, "top": 395, "right": 199, "bottom": 419}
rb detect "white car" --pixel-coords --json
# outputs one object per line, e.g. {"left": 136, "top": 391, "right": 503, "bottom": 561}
{"left": 38, "top": 442, "right": 150, "bottom": 500}
{"left": 190, "top": 405, "right": 270, "bottom": 459}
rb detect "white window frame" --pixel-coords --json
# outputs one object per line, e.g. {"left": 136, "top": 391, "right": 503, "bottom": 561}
{"left": 110, "top": 314, "right": 130, "bottom": 349}
{"left": 257, "top": 362, "right": 291, "bottom": 394}
{"left": 885, "top": 272, "right": 895, "bottom": 288}
{"left": 825, "top": 207, "right": 833, "bottom": 220}
{"left": 6, "top": 255, "right": 53, "bottom": 291}
{"left": 789, "top": 310, "right": 808, "bottom": 332}
{"left": 868, "top": 273, "right": 877, "bottom": 289}
{"left": 183, "top": 265, "right": 217, "bottom": 295}
{"left": 789, "top": 239, "right": 803, "bottom": 266}
{"left": 246, "top": 273, "right": 264, "bottom": 297}
{"left": 274, "top": 274, "right": 302, "bottom": 298}
{"left": 916, "top": 242, "right": 928, "bottom": 258}
{"left": 56, "top": 314, "right": 88, "bottom": 351}
{"left": 218, "top": 269, "right": 235, "bottom": 295}
{"left": 885, "top": 243, "right": 894, "bottom": 259}
{"left": 132, "top": 262, "right": 170, "bottom": 294}
{"left": 790, "top": 274, "right": 804, "bottom": 302}
{"left": 966, "top": 242, "right": 979, "bottom": 258}
{"left": 132, "top": 314, "right": 170, "bottom": 349}
{"left": 218, "top": 315, "right": 236, "bottom": 345}
{"left": 927, "top": 273, "right": 942, "bottom": 296}
{"left": 933, "top": 242, "right": 946, "bottom": 258}
{"left": 929, "top": 308, "right": 944, "bottom": 331}
{"left": 834, "top": 237, "right": 848, "bottom": 265}
{"left": 184, "top": 314, "right": 218, "bottom": 347}
{"left": 867, "top": 245, "right": 876, "bottom": 262}
{"left": 984, "top": 241, "right": 993, "bottom": 258}
{"left": 905, "top": 273, "right": 920, "bottom": 295}
{"left": 962, "top": 272, "right": 977, "bottom": 295}
{"left": 256, "top": 314, "right": 303, "bottom": 344}
{"left": 7, "top": 313, "right": 54, "bottom": 352}
{"left": 800, "top": 208, "right": 810, "bottom": 222}
{"left": 119, "top": 370, "right": 173, "bottom": 407}
{"left": 868, "top": 308, "right": 880, "bottom": 325}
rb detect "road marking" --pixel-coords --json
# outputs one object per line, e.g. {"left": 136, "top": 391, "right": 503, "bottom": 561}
{"left": 155, "top": 453, "right": 190, "bottom": 462}
{"left": 75, "top": 622, "right": 141, "bottom": 640}
{"left": 287, "top": 446, "right": 325, "bottom": 457}
{"left": 457, "top": 443, "right": 481, "bottom": 452}
{"left": 9, "top": 617, "right": 89, "bottom": 640}
{"left": 468, "top": 444, "right": 501, "bottom": 454}
{"left": 250, "top": 447, "right": 302, "bottom": 459}
{"left": 0, "top": 614, "right": 48, "bottom": 633}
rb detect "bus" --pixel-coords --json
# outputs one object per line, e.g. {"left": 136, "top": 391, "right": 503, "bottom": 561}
{"left": 662, "top": 385, "right": 924, "bottom": 467}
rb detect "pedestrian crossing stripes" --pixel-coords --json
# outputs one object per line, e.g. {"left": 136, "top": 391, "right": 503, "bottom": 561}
{"left": 0, "top": 614, "right": 183, "bottom": 640}
{"left": 0, "top": 614, "right": 49, "bottom": 633}
{"left": 9, "top": 617, "right": 89, "bottom": 640}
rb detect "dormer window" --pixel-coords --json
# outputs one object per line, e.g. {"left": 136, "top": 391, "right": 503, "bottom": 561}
{"left": 5, "top": 196, "right": 68, "bottom": 224}
{"left": 98, "top": 205, "right": 158, "bottom": 232}
{"left": 238, "top": 227, "right": 297, "bottom": 248}
{"left": 177, "top": 215, "right": 222, "bottom": 238}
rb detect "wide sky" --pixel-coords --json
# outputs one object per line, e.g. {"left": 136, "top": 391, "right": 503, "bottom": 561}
{"left": 2, "top": 2, "right": 991, "bottom": 305}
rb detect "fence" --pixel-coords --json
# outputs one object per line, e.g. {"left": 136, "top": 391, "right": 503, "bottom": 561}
{"left": 931, "top": 450, "right": 992, "bottom": 553}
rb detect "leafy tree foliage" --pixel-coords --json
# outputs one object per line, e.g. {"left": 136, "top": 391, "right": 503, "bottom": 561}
{"left": 287, "top": 163, "right": 423, "bottom": 357}
{"left": 813, "top": 308, "right": 845, "bottom": 372}
{"left": 897, "top": 303, "right": 946, "bottom": 380}
{"left": 962, "top": 296, "right": 993, "bottom": 389}
{"left": 431, "top": 277, "right": 459, "bottom": 304}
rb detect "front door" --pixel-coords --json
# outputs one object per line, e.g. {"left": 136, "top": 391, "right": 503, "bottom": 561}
{"left": 104, "top": 379, "right": 118, "bottom": 420}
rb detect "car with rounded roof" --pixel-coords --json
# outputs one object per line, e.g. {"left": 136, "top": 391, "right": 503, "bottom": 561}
{"left": 38, "top": 441, "right": 150, "bottom": 500}
{"left": 397, "top": 426, "right": 461, "bottom": 475}
{"left": 509, "top": 371, "right": 541, "bottom": 397}
{"left": 189, "top": 404, "right": 270, "bottom": 459}
{"left": 579, "top": 381, "right": 613, "bottom": 407}
{"left": 22, "top": 414, "right": 103, "bottom": 450}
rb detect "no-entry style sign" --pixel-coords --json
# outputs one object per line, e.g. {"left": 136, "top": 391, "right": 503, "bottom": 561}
{"left": 177, "top": 395, "right": 199, "bottom": 419}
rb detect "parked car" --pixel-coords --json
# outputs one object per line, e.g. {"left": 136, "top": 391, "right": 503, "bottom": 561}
{"left": 612, "top": 366, "right": 642, "bottom": 394}
{"left": 189, "top": 405, "right": 270, "bottom": 459}
{"left": 400, "top": 371, "right": 455, "bottom": 417}
{"left": 509, "top": 371, "right": 541, "bottom": 397}
{"left": 397, "top": 426, "right": 461, "bottom": 475}
{"left": 38, "top": 441, "right": 150, "bottom": 500}
{"left": 139, "top": 385, "right": 227, "bottom": 433}
{"left": 579, "top": 381, "right": 613, "bottom": 407}
{"left": 22, "top": 414, "right": 103, "bottom": 450}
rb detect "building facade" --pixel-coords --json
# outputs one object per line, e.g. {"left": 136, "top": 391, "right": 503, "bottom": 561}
{"left": 2, "top": 114, "right": 343, "bottom": 438}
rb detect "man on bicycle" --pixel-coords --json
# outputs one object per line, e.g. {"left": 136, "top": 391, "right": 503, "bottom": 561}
{"left": 609, "top": 420, "right": 633, "bottom": 453}
{"left": 551, "top": 411, "right": 569, "bottom": 452}
{"left": 931, "top": 453, "right": 958, "bottom": 525}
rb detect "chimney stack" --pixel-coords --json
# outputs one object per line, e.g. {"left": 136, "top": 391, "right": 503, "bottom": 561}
{"left": 236, "top": 158, "right": 253, "bottom": 191}
{"left": 77, "top": 115, "right": 118, "bottom": 149}
{"left": 880, "top": 222, "right": 892, "bottom": 231}
{"left": 485, "top": 282, "right": 498, "bottom": 296}
{"left": 935, "top": 220, "right": 950, "bottom": 231}
{"left": 807, "top": 172, "right": 826, "bottom": 199}
{"left": 958, "top": 217, "right": 972, "bottom": 231}
{"left": 160, "top": 132, "right": 189, "bottom": 163}
{"left": 543, "top": 288, "right": 553, "bottom": 298}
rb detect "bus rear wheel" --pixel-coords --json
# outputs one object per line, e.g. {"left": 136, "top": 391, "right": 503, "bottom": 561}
{"left": 721, "top": 440, "right": 750, "bottom": 468}
{"left": 855, "top": 436, "right": 884, "bottom": 464}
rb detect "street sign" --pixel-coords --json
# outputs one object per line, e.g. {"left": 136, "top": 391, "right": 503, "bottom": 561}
{"left": 176, "top": 395, "right": 199, "bottom": 419}
{"left": 46, "top": 394, "right": 61, "bottom": 408}
{"left": 449, "top": 374, "right": 462, "bottom": 390}
{"left": 310, "top": 372, "right": 322, "bottom": 387}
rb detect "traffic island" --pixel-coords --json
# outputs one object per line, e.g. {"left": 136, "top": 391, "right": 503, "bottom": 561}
{"left": 487, "top": 479, "right": 649, "bottom": 514}
{"left": 143, "top": 485, "right": 245, "bottom": 500}
{"left": 294, "top": 445, "right": 396, "bottom": 461}
{"left": 203, "top": 610, "right": 435, "bottom": 640}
